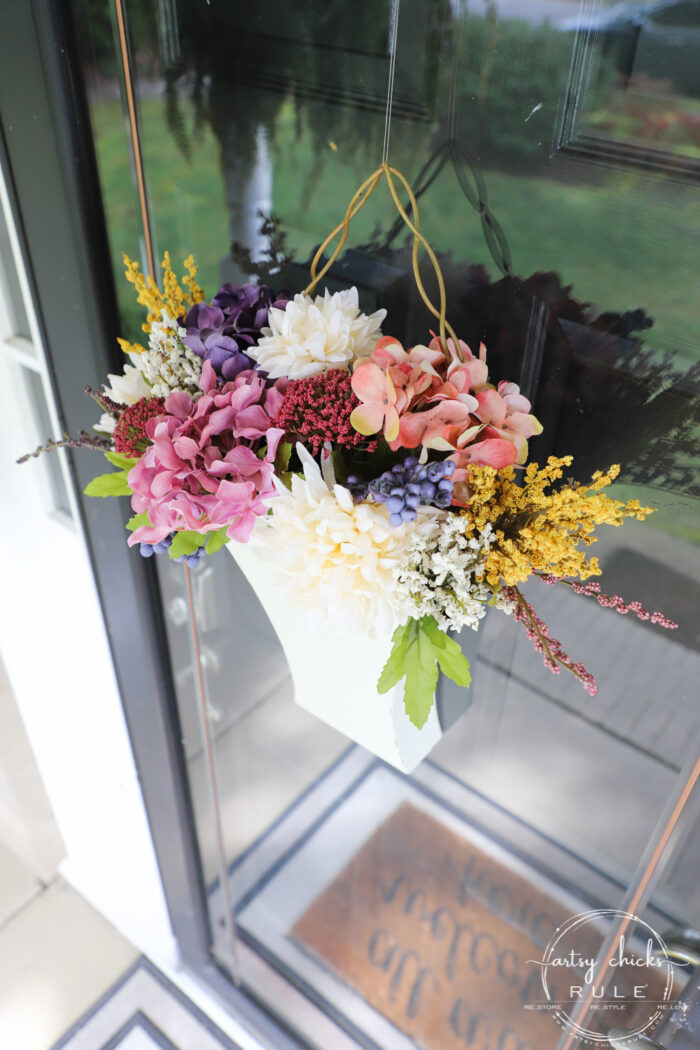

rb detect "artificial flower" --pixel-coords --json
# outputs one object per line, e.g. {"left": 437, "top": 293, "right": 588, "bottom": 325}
{"left": 429, "top": 336, "right": 489, "bottom": 389}
{"left": 350, "top": 360, "right": 402, "bottom": 441}
{"left": 272, "top": 368, "right": 376, "bottom": 455}
{"left": 349, "top": 335, "right": 532, "bottom": 463}
{"left": 463, "top": 457, "right": 654, "bottom": 588}
{"left": 249, "top": 287, "right": 386, "bottom": 380}
{"left": 395, "top": 399, "right": 474, "bottom": 450}
{"left": 395, "top": 519, "right": 514, "bottom": 632}
{"left": 349, "top": 337, "right": 452, "bottom": 445}
{"left": 372, "top": 336, "right": 444, "bottom": 374}
{"left": 127, "top": 361, "right": 284, "bottom": 546}
{"left": 96, "top": 353, "right": 150, "bottom": 434}
{"left": 472, "top": 381, "right": 543, "bottom": 464}
{"left": 138, "top": 311, "right": 203, "bottom": 398}
{"left": 113, "top": 397, "right": 166, "bottom": 458}
{"left": 117, "top": 252, "right": 204, "bottom": 357}
{"left": 182, "top": 282, "right": 290, "bottom": 381}
{"left": 252, "top": 444, "right": 439, "bottom": 636}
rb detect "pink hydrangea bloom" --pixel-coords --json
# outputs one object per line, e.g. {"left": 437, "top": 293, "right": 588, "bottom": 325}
{"left": 127, "top": 361, "right": 284, "bottom": 546}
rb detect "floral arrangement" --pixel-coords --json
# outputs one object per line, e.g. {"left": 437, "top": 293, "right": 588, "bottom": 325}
{"left": 21, "top": 166, "right": 677, "bottom": 730}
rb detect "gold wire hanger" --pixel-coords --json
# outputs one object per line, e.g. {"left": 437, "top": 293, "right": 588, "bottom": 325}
{"left": 302, "top": 0, "right": 463, "bottom": 363}
{"left": 303, "top": 163, "right": 462, "bottom": 362}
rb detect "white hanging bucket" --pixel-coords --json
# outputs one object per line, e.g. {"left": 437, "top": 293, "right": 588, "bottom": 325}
{"left": 227, "top": 541, "right": 447, "bottom": 774}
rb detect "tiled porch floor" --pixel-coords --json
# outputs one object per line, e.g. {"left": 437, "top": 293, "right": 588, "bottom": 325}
{"left": 0, "top": 850, "right": 138, "bottom": 1050}
{"left": 0, "top": 651, "right": 139, "bottom": 1050}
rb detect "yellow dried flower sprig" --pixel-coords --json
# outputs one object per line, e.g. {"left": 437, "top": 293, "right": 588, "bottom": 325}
{"left": 117, "top": 252, "right": 205, "bottom": 357}
{"left": 462, "top": 457, "right": 654, "bottom": 588}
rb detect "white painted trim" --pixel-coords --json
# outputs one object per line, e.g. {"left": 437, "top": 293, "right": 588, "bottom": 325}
{"left": 0, "top": 167, "right": 177, "bottom": 969}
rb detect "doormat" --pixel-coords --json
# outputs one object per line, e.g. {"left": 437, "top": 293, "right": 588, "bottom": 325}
{"left": 50, "top": 957, "right": 240, "bottom": 1050}
{"left": 293, "top": 802, "right": 667, "bottom": 1050}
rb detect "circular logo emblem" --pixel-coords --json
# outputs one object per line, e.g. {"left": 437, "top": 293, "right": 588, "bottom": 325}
{"left": 532, "top": 909, "right": 675, "bottom": 1044}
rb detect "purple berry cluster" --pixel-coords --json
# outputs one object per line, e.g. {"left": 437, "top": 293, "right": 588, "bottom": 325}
{"left": 344, "top": 474, "right": 373, "bottom": 502}
{"left": 139, "top": 533, "right": 208, "bottom": 568}
{"left": 347, "top": 456, "right": 455, "bottom": 526}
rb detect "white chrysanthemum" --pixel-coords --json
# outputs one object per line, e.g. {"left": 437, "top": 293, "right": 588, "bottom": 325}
{"left": 249, "top": 287, "right": 386, "bottom": 380}
{"left": 395, "top": 519, "right": 514, "bottom": 632}
{"left": 253, "top": 445, "right": 438, "bottom": 636}
{"left": 96, "top": 352, "right": 150, "bottom": 434}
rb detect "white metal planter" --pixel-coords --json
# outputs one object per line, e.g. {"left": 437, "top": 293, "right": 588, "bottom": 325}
{"left": 228, "top": 540, "right": 446, "bottom": 774}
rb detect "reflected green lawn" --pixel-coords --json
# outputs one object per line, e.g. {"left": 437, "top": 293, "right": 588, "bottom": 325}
{"left": 91, "top": 93, "right": 229, "bottom": 340}
{"left": 93, "top": 96, "right": 700, "bottom": 367}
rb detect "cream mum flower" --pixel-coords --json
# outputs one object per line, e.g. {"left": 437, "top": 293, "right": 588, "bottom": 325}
{"left": 253, "top": 445, "right": 439, "bottom": 636}
{"left": 249, "top": 287, "right": 386, "bottom": 380}
{"left": 96, "top": 352, "right": 150, "bottom": 434}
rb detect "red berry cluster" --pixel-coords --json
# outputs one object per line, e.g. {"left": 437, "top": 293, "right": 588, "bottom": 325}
{"left": 113, "top": 396, "right": 166, "bottom": 458}
{"left": 271, "top": 369, "right": 377, "bottom": 455}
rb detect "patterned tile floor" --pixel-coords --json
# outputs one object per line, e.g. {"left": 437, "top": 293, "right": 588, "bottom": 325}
{"left": 0, "top": 873, "right": 138, "bottom": 1050}
{"left": 50, "top": 958, "right": 238, "bottom": 1050}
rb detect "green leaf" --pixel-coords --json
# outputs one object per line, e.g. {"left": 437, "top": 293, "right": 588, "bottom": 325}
{"left": 403, "top": 628, "right": 440, "bottom": 729}
{"left": 274, "top": 440, "right": 292, "bottom": 475}
{"left": 126, "top": 511, "right": 150, "bottom": 532}
{"left": 168, "top": 531, "right": 208, "bottom": 560}
{"left": 422, "top": 617, "right": 472, "bottom": 688}
{"left": 376, "top": 616, "right": 472, "bottom": 729}
{"left": 205, "top": 527, "right": 229, "bottom": 555}
{"left": 377, "top": 621, "right": 414, "bottom": 693}
{"left": 85, "top": 452, "right": 138, "bottom": 499}
{"left": 104, "top": 451, "right": 137, "bottom": 471}
{"left": 84, "top": 471, "right": 133, "bottom": 498}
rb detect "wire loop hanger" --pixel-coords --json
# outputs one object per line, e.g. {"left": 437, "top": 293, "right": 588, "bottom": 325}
{"left": 303, "top": 0, "right": 463, "bottom": 362}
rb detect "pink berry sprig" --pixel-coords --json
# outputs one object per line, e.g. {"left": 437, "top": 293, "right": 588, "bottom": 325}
{"left": 537, "top": 574, "right": 678, "bottom": 630}
{"left": 504, "top": 585, "right": 598, "bottom": 696}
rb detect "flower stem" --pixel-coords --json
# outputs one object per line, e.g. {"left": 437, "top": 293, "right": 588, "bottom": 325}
{"left": 506, "top": 585, "right": 597, "bottom": 694}
{"left": 16, "top": 431, "right": 112, "bottom": 464}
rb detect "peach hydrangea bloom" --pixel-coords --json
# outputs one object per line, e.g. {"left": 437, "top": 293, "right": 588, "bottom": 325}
{"left": 350, "top": 334, "right": 541, "bottom": 477}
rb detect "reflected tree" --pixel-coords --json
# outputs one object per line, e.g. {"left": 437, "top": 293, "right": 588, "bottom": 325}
{"left": 161, "top": 0, "right": 450, "bottom": 260}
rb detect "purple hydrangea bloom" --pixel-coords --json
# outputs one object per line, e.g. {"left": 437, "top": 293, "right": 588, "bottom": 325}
{"left": 182, "top": 283, "right": 290, "bottom": 382}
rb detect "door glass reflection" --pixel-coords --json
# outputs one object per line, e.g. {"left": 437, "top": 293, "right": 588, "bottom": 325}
{"left": 72, "top": 0, "right": 700, "bottom": 1046}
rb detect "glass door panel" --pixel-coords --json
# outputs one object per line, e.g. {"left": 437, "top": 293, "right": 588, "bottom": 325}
{"left": 72, "top": 1, "right": 700, "bottom": 1047}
